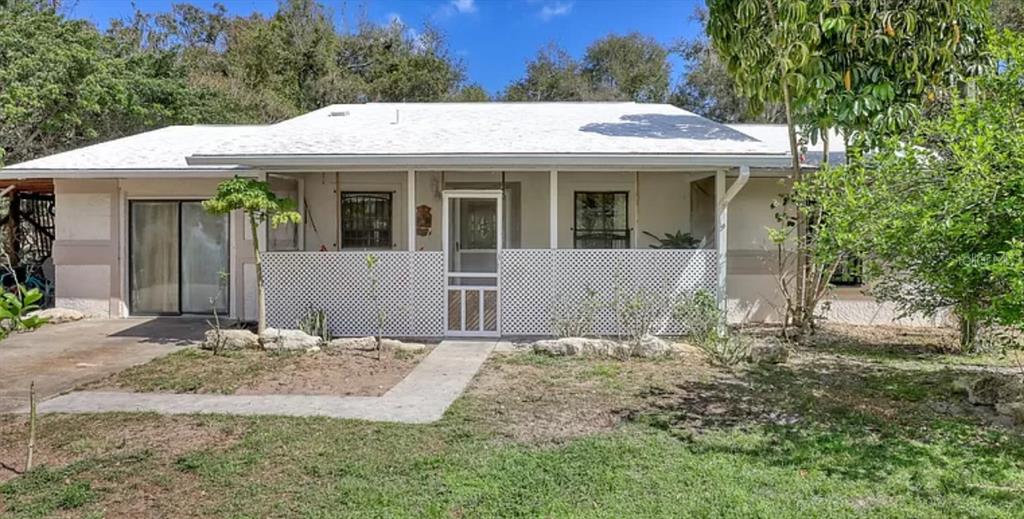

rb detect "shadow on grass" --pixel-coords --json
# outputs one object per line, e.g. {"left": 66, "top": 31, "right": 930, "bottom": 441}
{"left": 625, "top": 354, "right": 1024, "bottom": 500}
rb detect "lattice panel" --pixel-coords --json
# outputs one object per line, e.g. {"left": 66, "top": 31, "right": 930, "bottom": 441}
{"left": 500, "top": 249, "right": 718, "bottom": 336}
{"left": 263, "top": 251, "right": 445, "bottom": 337}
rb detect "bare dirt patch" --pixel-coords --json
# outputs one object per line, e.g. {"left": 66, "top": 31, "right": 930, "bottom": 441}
{"left": 85, "top": 346, "right": 432, "bottom": 397}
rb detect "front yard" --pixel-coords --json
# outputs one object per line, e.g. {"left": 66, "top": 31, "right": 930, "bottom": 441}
{"left": 2, "top": 324, "right": 1023, "bottom": 518}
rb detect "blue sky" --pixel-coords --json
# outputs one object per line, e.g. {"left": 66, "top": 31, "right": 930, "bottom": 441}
{"left": 67, "top": 0, "right": 707, "bottom": 96}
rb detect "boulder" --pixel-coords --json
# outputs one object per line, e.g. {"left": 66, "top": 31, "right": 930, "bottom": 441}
{"left": 328, "top": 336, "right": 378, "bottom": 351}
{"left": 306, "top": 345, "right": 322, "bottom": 354}
{"left": 532, "top": 337, "right": 628, "bottom": 358}
{"left": 202, "top": 329, "right": 259, "bottom": 351}
{"left": 630, "top": 334, "right": 673, "bottom": 358}
{"left": 967, "top": 374, "right": 1024, "bottom": 406}
{"left": 748, "top": 341, "right": 790, "bottom": 364}
{"left": 995, "top": 402, "right": 1024, "bottom": 424}
{"left": 29, "top": 308, "right": 84, "bottom": 324}
{"left": 381, "top": 339, "right": 427, "bottom": 353}
{"left": 260, "top": 328, "right": 322, "bottom": 351}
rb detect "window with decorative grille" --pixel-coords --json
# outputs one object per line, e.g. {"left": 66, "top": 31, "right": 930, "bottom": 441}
{"left": 341, "top": 192, "right": 393, "bottom": 249}
{"left": 574, "top": 192, "right": 629, "bottom": 249}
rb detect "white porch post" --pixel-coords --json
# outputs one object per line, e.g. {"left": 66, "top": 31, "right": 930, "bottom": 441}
{"left": 715, "top": 169, "right": 727, "bottom": 316}
{"left": 407, "top": 169, "right": 416, "bottom": 251}
{"left": 716, "top": 166, "right": 751, "bottom": 320}
{"left": 549, "top": 170, "right": 558, "bottom": 249}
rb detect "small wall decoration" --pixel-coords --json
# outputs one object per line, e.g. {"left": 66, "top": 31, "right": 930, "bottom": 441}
{"left": 416, "top": 204, "right": 432, "bottom": 236}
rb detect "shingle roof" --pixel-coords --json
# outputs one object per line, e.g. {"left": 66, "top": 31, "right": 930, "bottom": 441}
{"left": 726, "top": 124, "right": 847, "bottom": 167}
{"left": 190, "top": 103, "right": 782, "bottom": 158}
{"left": 2, "top": 103, "right": 795, "bottom": 176}
{"left": 3, "top": 125, "right": 257, "bottom": 172}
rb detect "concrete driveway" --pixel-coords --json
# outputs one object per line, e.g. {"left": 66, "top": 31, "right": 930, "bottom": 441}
{"left": 0, "top": 318, "right": 205, "bottom": 412}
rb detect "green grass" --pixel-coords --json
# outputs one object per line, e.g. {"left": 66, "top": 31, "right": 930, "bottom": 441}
{"left": 88, "top": 348, "right": 277, "bottom": 394}
{"left": 3, "top": 329, "right": 1024, "bottom": 518}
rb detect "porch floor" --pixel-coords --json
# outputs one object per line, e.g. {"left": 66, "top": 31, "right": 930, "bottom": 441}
{"left": 29, "top": 339, "right": 498, "bottom": 424}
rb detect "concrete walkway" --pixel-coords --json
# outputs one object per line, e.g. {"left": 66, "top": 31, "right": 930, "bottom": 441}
{"left": 33, "top": 340, "right": 497, "bottom": 424}
{"left": 0, "top": 318, "right": 203, "bottom": 412}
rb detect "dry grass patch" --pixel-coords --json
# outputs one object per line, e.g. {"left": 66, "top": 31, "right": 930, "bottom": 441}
{"left": 84, "top": 346, "right": 432, "bottom": 396}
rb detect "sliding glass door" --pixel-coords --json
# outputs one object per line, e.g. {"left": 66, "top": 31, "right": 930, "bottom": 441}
{"left": 129, "top": 201, "right": 229, "bottom": 315}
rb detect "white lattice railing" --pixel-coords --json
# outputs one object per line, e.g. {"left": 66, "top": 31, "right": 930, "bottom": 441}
{"left": 263, "top": 249, "right": 717, "bottom": 338}
{"left": 263, "top": 251, "right": 445, "bottom": 337}
{"left": 500, "top": 249, "right": 718, "bottom": 336}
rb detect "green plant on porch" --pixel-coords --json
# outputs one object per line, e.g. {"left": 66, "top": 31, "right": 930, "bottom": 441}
{"left": 642, "top": 230, "right": 702, "bottom": 249}
{"left": 203, "top": 177, "right": 300, "bottom": 333}
{"left": 705, "top": 0, "right": 992, "bottom": 340}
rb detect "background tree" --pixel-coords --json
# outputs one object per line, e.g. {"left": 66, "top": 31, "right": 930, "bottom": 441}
{"left": 671, "top": 9, "right": 784, "bottom": 122}
{"left": 0, "top": 1, "right": 206, "bottom": 165}
{"left": 502, "top": 43, "right": 593, "bottom": 101}
{"left": 582, "top": 32, "right": 670, "bottom": 102}
{"left": 992, "top": 0, "right": 1024, "bottom": 32}
{"left": 203, "top": 177, "right": 301, "bottom": 333}
{"left": 803, "top": 32, "right": 1024, "bottom": 350}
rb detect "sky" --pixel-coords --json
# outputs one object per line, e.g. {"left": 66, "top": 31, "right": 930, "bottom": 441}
{"left": 66, "top": 0, "right": 708, "bottom": 96}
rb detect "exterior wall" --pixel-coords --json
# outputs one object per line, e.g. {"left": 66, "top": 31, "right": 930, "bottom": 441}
{"left": 723, "top": 177, "right": 949, "bottom": 327}
{"left": 53, "top": 178, "right": 252, "bottom": 320}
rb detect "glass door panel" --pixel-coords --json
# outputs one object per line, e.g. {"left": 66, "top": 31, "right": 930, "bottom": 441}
{"left": 181, "top": 202, "right": 229, "bottom": 314}
{"left": 130, "top": 202, "right": 180, "bottom": 314}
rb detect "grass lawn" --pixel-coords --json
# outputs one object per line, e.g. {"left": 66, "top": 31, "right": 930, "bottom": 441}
{"left": 2, "top": 325, "right": 1023, "bottom": 518}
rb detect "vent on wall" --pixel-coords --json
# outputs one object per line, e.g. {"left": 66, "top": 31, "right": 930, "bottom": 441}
{"left": 329, "top": 111, "right": 350, "bottom": 117}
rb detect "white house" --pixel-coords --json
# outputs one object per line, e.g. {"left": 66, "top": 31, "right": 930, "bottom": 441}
{"left": 0, "top": 102, "right": 939, "bottom": 337}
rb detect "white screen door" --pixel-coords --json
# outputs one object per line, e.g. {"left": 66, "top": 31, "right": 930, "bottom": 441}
{"left": 443, "top": 190, "right": 501, "bottom": 336}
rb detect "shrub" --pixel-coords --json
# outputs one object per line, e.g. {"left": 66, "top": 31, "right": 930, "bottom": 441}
{"left": 298, "top": 306, "right": 332, "bottom": 343}
{"left": 0, "top": 285, "right": 48, "bottom": 338}
{"left": 675, "top": 290, "right": 749, "bottom": 367}
{"left": 550, "top": 288, "right": 601, "bottom": 338}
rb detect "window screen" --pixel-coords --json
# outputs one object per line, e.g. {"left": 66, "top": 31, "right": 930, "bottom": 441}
{"left": 574, "top": 192, "right": 629, "bottom": 249}
{"left": 341, "top": 192, "right": 393, "bottom": 249}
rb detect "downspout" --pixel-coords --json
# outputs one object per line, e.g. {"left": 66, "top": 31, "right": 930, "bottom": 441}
{"left": 716, "top": 165, "right": 751, "bottom": 324}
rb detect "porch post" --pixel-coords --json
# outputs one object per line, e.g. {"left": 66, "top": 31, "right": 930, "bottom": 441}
{"left": 715, "top": 169, "right": 727, "bottom": 315}
{"left": 407, "top": 169, "right": 415, "bottom": 251}
{"left": 549, "top": 170, "right": 558, "bottom": 249}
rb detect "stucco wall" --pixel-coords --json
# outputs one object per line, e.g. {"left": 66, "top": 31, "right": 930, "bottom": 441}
{"left": 53, "top": 178, "right": 253, "bottom": 320}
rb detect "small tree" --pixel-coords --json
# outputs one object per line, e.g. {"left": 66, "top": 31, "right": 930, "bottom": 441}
{"left": 203, "top": 177, "right": 300, "bottom": 333}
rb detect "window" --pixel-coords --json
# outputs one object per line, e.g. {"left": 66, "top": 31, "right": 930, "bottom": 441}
{"left": 341, "top": 192, "right": 393, "bottom": 249}
{"left": 832, "top": 255, "right": 863, "bottom": 286}
{"left": 574, "top": 192, "right": 629, "bottom": 249}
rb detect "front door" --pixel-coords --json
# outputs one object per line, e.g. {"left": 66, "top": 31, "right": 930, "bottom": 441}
{"left": 443, "top": 191, "right": 501, "bottom": 336}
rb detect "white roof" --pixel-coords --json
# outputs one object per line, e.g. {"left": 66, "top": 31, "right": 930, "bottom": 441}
{"left": 3, "top": 125, "right": 256, "bottom": 175}
{"left": 189, "top": 103, "right": 782, "bottom": 160}
{"left": 727, "top": 124, "right": 846, "bottom": 167}
{"left": 3, "top": 103, "right": 796, "bottom": 177}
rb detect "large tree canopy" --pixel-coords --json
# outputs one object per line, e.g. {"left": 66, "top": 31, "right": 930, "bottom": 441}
{"left": 803, "top": 32, "right": 1024, "bottom": 349}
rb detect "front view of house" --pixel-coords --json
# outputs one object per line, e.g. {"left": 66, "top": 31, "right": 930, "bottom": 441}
{"left": 0, "top": 103, "right": 939, "bottom": 337}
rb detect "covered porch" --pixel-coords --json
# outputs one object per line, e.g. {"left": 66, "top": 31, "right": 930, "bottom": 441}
{"left": 262, "top": 168, "right": 747, "bottom": 338}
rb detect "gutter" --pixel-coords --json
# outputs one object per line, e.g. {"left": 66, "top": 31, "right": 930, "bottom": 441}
{"left": 721, "top": 165, "right": 751, "bottom": 206}
{"left": 0, "top": 168, "right": 257, "bottom": 180}
{"left": 186, "top": 153, "right": 792, "bottom": 170}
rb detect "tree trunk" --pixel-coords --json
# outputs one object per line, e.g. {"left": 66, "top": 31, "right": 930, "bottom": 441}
{"left": 250, "top": 215, "right": 266, "bottom": 334}
{"left": 958, "top": 313, "right": 978, "bottom": 353}
{"left": 781, "top": 83, "right": 813, "bottom": 338}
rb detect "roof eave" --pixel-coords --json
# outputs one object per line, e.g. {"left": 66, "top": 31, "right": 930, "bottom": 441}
{"left": 0, "top": 167, "right": 256, "bottom": 180}
{"left": 186, "top": 153, "right": 792, "bottom": 170}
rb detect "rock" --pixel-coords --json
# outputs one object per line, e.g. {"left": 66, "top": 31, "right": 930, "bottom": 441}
{"left": 533, "top": 337, "right": 629, "bottom": 358}
{"left": 328, "top": 336, "right": 378, "bottom": 351}
{"left": 202, "top": 329, "right": 259, "bottom": 351}
{"left": 260, "top": 328, "right": 322, "bottom": 351}
{"left": 381, "top": 339, "right": 427, "bottom": 353}
{"left": 630, "top": 334, "right": 673, "bottom": 358}
{"left": 995, "top": 402, "right": 1024, "bottom": 424}
{"left": 748, "top": 341, "right": 789, "bottom": 364}
{"left": 29, "top": 307, "right": 84, "bottom": 324}
{"left": 306, "top": 345, "right": 322, "bottom": 354}
{"left": 967, "top": 374, "right": 1024, "bottom": 406}
{"left": 327, "top": 337, "right": 426, "bottom": 353}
